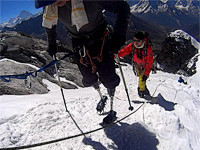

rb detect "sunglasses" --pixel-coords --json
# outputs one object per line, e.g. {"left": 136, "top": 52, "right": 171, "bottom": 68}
{"left": 133, "top": 39, "right": 142, "bottom": 42}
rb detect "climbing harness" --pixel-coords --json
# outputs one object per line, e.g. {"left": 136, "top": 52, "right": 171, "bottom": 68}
{"left": 79, "top": 29, "right": 109, "bottom": 73}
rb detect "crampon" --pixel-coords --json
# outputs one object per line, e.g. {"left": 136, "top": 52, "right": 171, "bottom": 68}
{"left": 96, "top": 96, "right": 108, "bottom": 114}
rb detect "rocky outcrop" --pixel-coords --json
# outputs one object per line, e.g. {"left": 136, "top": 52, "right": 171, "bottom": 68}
{"left": 0, "top": 31, "right": 83, "bottom": 95}
{"left": 157, "top": 36, "right": 198, "bottom": 76}
{"left": 0, "top": 60, "right": 49, "bottom": 95}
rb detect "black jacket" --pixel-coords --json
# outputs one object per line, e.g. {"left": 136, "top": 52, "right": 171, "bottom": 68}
{"left": 46, "top": 0, "right": 130, "bottom": 47}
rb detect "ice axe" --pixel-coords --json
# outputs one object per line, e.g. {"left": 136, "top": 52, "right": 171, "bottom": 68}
{"left": 115, "top": 54, "right": 134, "bottom": 111}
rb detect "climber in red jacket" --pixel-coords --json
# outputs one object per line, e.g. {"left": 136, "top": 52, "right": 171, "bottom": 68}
{"left": 118, "top": 31, "right": 154, "bottom": 98}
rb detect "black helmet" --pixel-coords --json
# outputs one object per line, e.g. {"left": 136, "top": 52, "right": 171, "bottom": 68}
{"left": 134, "top": 31, "right": 145, "bottom": 40}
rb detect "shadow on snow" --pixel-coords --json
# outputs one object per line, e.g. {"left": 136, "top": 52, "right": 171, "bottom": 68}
{"left": 132, "top": 93, "right": 177, "bottom": 111}
{"left": 83, "top": 122, "right": 159, "bottom": 150}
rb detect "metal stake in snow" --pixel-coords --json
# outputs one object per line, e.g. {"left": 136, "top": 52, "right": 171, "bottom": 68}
{"left": 115, "top": 54, "right": 134, "bottom": 111}
{"left": 53, "top": 55, "right": 86, "bottom": 138}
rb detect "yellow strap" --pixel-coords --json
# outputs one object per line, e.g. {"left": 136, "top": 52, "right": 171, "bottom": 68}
{"left": 43, "top": 16, "right": 58, "bottom": 20}
{"left": 72, "top": 7, "right": 85, "bottom": 12}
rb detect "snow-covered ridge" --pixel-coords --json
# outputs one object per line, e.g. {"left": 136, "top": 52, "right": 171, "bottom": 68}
{"left": 170, "top": 30, "right": 200, "bottom": 50}
{"left": 170, "top": 30, "right": 200, "bottom": 85}
{"left": 130, "top": 0, "right": 154, "bottom": 14}
{"left": 130, "top": 0, "right": 199, "bottom": 14}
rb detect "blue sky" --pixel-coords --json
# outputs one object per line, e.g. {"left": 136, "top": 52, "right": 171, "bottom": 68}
{"left": 0, "top": 0, "right": 41, "bottom": 23}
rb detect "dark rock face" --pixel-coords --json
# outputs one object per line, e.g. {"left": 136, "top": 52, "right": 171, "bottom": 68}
{"left": 0, "top": 31, "right": 83, "bottom": 95}
{"left": 157, "top": 36, "right": 198, "bottom": 76}
{"left": 0, "top": 60, "right": 49, "bottom": 95}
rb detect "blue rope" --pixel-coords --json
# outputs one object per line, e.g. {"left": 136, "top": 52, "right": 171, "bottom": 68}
{"left": 0, "top": 52, "right": 72, "bottom": 82}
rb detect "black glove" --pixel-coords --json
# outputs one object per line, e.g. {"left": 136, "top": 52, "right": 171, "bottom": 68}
{"left": 142, "top": 75, "right": 148, "bottom": 82}
{"left": 108, "top": 33, "right": 126, "bottom": 54}
{"left": 47, "top": 43, "right": 57, "bottom": 56}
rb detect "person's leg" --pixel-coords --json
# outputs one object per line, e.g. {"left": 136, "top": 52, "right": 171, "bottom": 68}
{"left": 97, "top": 53, "right": 120, "bottom": 90}
{"left": 138, "top": 69, "right": 150, "bottom": 97}
{"left": 75, "top": 53, "right": 99, "bottom": 87}
{"left": 137, "top": 69, "right": 146, "bottom": 97}
{"left": 96, "top": 50, "right": 119, "bottom": 124}
{"left": 138, "top": 71, "right": 146, "bottom": 91}
{"left": 98, "top": 54, "right": 119, "bottom": 124}
{"left": 78, "top": 64, "right": 98, "bottom": 87}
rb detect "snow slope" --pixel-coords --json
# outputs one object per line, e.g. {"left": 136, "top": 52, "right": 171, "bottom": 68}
{"left": 1, "top": 65, "right": 200, "bottom": 150}
{"left": 0, "top": 32, "right": 200, "bottom": 150}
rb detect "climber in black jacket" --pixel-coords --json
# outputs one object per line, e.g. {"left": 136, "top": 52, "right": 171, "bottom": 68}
{"left": 35, "top": 0, "right": 130, "bottom": 94}
{"left": 35, "top": 0, "right": 130, "bottom": 123}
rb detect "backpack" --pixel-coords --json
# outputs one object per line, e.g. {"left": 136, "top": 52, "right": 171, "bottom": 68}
{"left": 143, "top": 31, "right": 153, "bottom": 47}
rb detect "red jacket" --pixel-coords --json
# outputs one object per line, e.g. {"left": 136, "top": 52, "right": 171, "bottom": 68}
{"left": 118, "top": 39, "right": 154, "bottom": 76}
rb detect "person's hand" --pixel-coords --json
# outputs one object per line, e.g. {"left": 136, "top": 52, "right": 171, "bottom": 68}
{"left": 108, "top": 33, "right": 126, "bottom": 54}
{"left": 142, "top": 75, "right": 148, "bottom": 82}
{"left": 47, "top": 43, "right": 57, "bottom": 56}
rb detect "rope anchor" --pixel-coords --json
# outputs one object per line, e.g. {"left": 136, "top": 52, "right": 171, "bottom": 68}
{"left": 24, "top": 77, "right": 32, "bottom": 89}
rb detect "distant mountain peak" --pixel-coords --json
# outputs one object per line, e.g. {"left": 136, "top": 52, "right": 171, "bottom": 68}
{"left": 17, "top": 10, "right": 33, "bottom": 19}
{"left": 130, "top": 0, "right": 200, "bottom": 14}
{"left": 129, "top": 0, "right": 199, "bottom": 30}
{"left": 130, "top": 0, "right": 155, "bottom": 14}
{"left": 0, "top": 10, "right": 39, "bottom": 30}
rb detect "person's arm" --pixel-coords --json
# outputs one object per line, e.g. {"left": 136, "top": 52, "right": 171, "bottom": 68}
{"left": 118, "top": 43, "right": 133, "bottom": 58}
{"left": 45, "top": 25, "right": 57, "bottom": 56}
{"left": 144, "top": 46, "right": 154, "bottom": 76}
{"left": 45, "top": 25, "right": 57, "bottom": 45}
{"left": 97, "top": 0, "right": 131, "bottom": 53}
{"left": 98, "top": 0, "right": 130, "bottom": 36}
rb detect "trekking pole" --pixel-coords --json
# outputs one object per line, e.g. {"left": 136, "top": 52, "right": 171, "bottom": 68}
{"left": 53, "top": 55, "right": 86, "bottom": 138}
{"left": 115, "top": 54, "right": 134, "bottom": 111}
{"left": 53, "top": 55, "right": 68, "bottom": 111}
